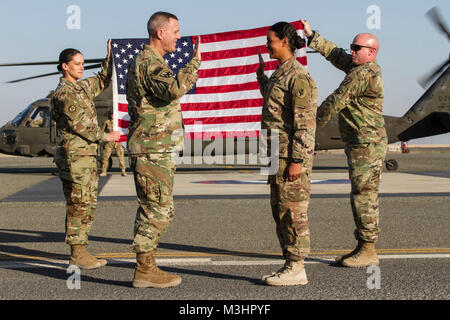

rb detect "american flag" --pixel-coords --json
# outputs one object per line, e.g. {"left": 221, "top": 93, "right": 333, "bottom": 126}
{"left": 111, "top": 20, "right": 306, "bottom": 142}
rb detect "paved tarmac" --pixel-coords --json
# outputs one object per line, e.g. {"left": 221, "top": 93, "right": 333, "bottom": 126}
{"left": 0, "top": 148, "right": 448, "bottom": 309}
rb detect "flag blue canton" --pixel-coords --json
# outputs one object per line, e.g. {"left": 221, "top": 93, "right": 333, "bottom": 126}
{"left": 111, "top": 37, "right": 195, "bottom": 95}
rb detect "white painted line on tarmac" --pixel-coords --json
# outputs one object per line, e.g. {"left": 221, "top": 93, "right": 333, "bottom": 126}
{"left": 378, "top": 254, "right": 450, "bottom": 259}
{"left": 0, "top": 254, "right": 448, "bottom": 270}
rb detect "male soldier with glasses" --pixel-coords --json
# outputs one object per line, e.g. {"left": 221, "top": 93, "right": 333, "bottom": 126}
{"left": 301, "top": 20, "right": 387, "bottom": 268}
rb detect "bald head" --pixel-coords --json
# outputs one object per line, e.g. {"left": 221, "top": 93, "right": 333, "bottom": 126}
{"left": 351, "top": 33, "right": 379, "bottom": 65}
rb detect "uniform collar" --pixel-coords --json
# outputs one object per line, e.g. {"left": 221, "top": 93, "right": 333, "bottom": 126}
{"left": 143, "top": 44, "right": 166, "bottom": 65}
{"left": 273, "top": 56, "right": 296, "bottom": 77}
{"left": 59, "top": 77, "right": 82, "bottom": 90}
{"left": 359, "top": 59, "right": 378, "bottom": 67}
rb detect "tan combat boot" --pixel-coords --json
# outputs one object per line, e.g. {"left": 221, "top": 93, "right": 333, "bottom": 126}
{"left": 69, "top": 245, "right": 107, "bottom": 269}
{"left": 335, "top": 240, "right": 363, "bottom": 264}
{"left": 121, "top": 170, "right": 127, "bottom": 176}
{"left": 261, "top": 263, "right": 286, "bottom": 282}
{"left": 263, "top": 260, "right": 308, "bottom": 286}
{"left": 340, "top": 241, "right": 379, "bottom": 268}
{"left": 132, "top": 251, "right": 181, "bottom": 288}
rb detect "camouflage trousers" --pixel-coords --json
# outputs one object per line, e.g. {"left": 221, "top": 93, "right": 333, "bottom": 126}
{"left": 56, "top": 155, "right": 99, "bottom": 245}
{"left": 101, "top": 142, "right": 126, "bottom": 172}
{"left": 345, "top": 138, "right": 387, "bottom": 243}
{"left": 269, "top": 158, "right": 311, "bottom": 262}
{"left": 130, "top": 153, "right": 175, "bottom": 253}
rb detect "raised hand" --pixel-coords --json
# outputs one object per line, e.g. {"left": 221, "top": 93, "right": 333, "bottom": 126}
{"left": 256, "top": 50, "right": 265, "bottom": 76}
{"left": 300, "top": 19, "right": 312, "bottom": 38}
{"left": 194, "top": 36, "right": 201, "bottom": 61}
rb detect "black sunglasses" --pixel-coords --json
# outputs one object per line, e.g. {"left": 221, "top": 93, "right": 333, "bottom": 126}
{"left": 350, "top": 44, "right": 373, "bottom": 51}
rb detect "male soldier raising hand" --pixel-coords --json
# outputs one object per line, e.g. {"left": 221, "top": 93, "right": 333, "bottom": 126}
{"left": 126, "top": 11, "right": 201, "bottom": 288}
{"left": 301, "top": 19, "right": 387, "bottom": 268}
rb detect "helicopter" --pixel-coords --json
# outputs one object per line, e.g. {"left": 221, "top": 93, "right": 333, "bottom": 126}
{"left": 0, "top": 8, "right": 449, "bottom": 172}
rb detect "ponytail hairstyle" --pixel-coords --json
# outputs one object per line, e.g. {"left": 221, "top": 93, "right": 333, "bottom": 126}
{"left": 57, "top": 48, "right": 82, "bottom": 72}
{"left": 269, "top": 22, "right": 305, "bottom": 53}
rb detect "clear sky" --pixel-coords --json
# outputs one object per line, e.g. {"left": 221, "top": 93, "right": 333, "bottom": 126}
{"left": 0, "top": 0, "right": 449, "bottom": 144}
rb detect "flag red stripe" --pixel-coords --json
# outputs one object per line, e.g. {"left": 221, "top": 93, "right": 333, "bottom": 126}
{"left": 180, "top": 99, "right": 263, "bottom": 111}
{"left": 118, "top": 103, "right": 128, "bottom": 112}
{"left": 197, "top": 21, "right": 303, "bottom": 44}
{"left": 196, "top": 26, "right": 270, "bottom": 44}
{"left": 198, "top": 57, "right": 306, "bottom": 78}
{"left": 183, "top": 114, "right": 261, "bottom": 125}
{"left": 118, "top": 118, "right": 129, "bottom": 129}
{"left": 185, "top": 131, "right": 260, "bottom": 139}
{"left": 195, "top": 81, "right": 260, "bottom": 94}
{"left": 202, "top": 45, "right": 267, "bottom": 61}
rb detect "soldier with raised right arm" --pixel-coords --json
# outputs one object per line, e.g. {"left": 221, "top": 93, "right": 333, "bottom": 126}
{"left": 302, "top": 19, "right": 387, "bottom": 268}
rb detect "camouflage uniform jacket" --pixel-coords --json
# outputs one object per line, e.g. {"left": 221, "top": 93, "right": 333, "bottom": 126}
{"left": 51, "top": 57, "right": 112, "bottom": 158}
{"left": 126, "top": 45, "right": 200, "bottom": 155}
{"left": 308, "top": 32, "right": 387, "bottom": 144}
{"left": 257, "top": 56, "right": 318, "bottom": 168}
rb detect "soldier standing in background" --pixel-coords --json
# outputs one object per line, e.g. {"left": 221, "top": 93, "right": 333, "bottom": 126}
{"left": 301, "top": 20, "right": 387, "bottom": 268}
{"left": 126, "top": 11, "right": 201, "bottom": 288}
{"left": 100, "top": 110, "right": 127, "bottom": 176}
{"left": 51, "top": 41, "right": 121, "bottom": 269}
{"left": 257, "top": 21, "right": 317, "bottom": 286}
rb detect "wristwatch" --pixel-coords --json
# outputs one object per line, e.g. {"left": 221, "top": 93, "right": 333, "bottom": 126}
{"left": 290, "top": 158, "right": 303, "bottom": 164}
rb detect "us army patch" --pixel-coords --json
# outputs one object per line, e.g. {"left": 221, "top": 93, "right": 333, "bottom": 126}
{"left": 156, "top": 70, "right": 173, "bottom": 79}
{"left": 68, "top": 106, "right": 76, "bottom": 113}
{"left": 341, "top": 76, "right": 353, "bottom": 87}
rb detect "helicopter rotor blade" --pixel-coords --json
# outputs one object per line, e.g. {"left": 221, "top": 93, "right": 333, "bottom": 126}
{"left": 417, "top": 57, "right": 450, "bottom": 88}
{"left": 6, "top": 63, "right": 102, "bottom": 83}
{"left": 0, "top": 59, "right": 104, "bottom": 67}
{"left": 426, "top": 6, "right": 450, "bottom": 41}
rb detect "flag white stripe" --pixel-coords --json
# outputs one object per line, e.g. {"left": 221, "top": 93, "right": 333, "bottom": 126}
{"left": 184, "top": 122, "right": 261, "bottom": 132}
{"left": 201, "top": 35, "right": 267, "bottom": 52}
{"left": 121, "top": 90, "right": 263, "bottom": 106}
{"left": 182, "top": 107, "right": 262, "bottom": 119}
{"left": 196, "top": 73, "right": 258, "bottom": 87}
{"left": 200, "top": 30, "right": 305, "bottom": 52}
{"left": 200, "top": 49, "right": 305, "bottom": 70}
{"left": 118, "top": 111, "right": 130, "bottom": 121}
{"left": 196, "top": 69, "right": 277, "bottom": 87}
{"left": 181, "top": 89, "right": 262, "bottom": 103}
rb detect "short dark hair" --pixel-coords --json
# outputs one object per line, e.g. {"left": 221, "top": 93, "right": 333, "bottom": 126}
{"left": 147, "top": 11, "right": 178, "bottom": 38}
{"left": 269, "top": 22, "right": 305, "bottom": 53}
{"left": 57, "top": 48, "right": 82, "bottom": 72}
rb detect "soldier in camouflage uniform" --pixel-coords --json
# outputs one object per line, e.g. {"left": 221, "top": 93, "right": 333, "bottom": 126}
{"left": 302, "top": 20, "right": 387, "bottom": 267}
{"left": 257, "top": 22, "right": 317, "bottom": 286}
{"left": 100, "top": 110, "right": 127, "bottom": 176}
{"left": 51, "top": 41, "right": 121, "bottom": 269}
{"left": 126, "top": 12, "right": 201, "bottom": 288}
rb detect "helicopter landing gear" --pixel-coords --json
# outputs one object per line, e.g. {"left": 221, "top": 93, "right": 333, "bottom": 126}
{"left": 385, "top": 159, "right": 398, "bottom": 171}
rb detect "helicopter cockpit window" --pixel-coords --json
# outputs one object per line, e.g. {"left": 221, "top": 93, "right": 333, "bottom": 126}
{"left": 25, "top": 107, "right": 50, "bottom": 128}
{"left": 11, "top": 103, "right": 33, "bottom": 127}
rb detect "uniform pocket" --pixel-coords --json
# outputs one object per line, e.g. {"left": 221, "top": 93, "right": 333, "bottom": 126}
{"left": 63, "top": 182, "right": 90, "bottom": 204}
{"left": 146, "top": 175, "right": 162, "bottom": 204}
